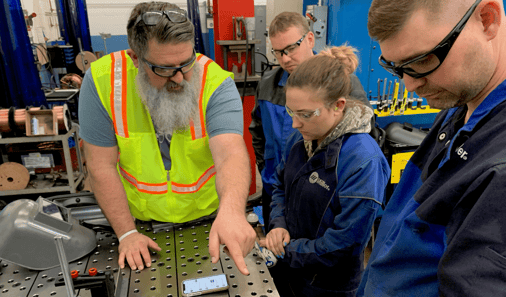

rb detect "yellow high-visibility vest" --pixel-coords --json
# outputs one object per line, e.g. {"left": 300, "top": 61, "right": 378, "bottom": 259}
{"left": 90, "top": 50, "right": 233, "bottom": 222}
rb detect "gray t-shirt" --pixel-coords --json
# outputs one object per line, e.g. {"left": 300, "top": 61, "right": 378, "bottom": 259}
{"left": 78, "top": 69, "right": 243, "bottom": 170}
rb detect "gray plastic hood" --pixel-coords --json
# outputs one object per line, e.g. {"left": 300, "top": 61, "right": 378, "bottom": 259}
{"left": 0, "top": 197, "right": 97, "bottom": 270}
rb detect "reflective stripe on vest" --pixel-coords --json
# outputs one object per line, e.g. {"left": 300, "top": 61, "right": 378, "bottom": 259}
{"left": 110, "top": 51, "right": 129, "bottom": 138}
{"left": 171, "top": 165, "right": 216, "bottom": 193}
{"left": 190, "top": 55, "right": 214, "bottom": 140}
{"left": 119, "top": 163, "right": 216, "bottom": 195}
{"left": 119, "top": 165, "right": 168, "bottom": 194}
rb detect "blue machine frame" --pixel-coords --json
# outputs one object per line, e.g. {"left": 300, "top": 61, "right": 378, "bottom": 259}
{"left": 0, "top": 0, "right": 46, "bottom": 108}
{"left": 188, "top": 0, "right": 206, "bottom": 55}
{"left": 54, "top": 0, "right": 93, "bottom": 55}
{"left": 304, "top": 0, "right": 440, "bottom": 128}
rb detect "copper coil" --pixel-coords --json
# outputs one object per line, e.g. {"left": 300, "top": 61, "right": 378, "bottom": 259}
{"left": 0, "top": 104, "right": 70, "bottom": 133}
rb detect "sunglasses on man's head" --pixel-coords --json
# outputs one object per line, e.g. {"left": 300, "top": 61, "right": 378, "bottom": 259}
{"left": 378, "top": 0, "right": 482, "bottom": 79}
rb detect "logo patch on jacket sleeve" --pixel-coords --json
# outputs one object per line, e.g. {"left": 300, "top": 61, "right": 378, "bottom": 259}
{"left": 309, "top": 172, "right": 330, "bottom": 191}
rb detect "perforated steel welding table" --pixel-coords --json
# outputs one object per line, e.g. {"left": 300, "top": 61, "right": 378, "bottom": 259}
{"left": 0, "top": 220, "right": 279, "bottom": 297}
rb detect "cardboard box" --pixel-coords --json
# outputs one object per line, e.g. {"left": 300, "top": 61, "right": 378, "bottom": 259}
{"left": 25, "top": 110, "right": 58, "bottom": 136}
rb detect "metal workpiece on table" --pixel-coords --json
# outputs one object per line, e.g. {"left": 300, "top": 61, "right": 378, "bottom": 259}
{"left": 128, "top": 225, "right": 179, "bottom": 297}
{"left": 132, "top": 220, "right": 279, "bottom": 297}
{"left": 224, "top": 248, "right": 278, "bottom": 297}
{"left": 130, "top": 221, "right": 225, "bottom": 297}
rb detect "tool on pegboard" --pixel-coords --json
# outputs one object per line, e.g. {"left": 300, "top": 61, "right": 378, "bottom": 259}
{"left": 381, "top": 78, "right": 388, "bottom": 112}
{"left": 400, "top": 87, "right": 408, "bottom": 114}
{"left": 377, "top": 79, "right": 383, "bottom": 112}
{"left": 396, "top": 80, "right": 405, "bottom": 112}
{"left": 384, "top": 79, "right": 393, "bottom": 112}
{"left": 389, "top": 80, "right": 399, "bottom": 115}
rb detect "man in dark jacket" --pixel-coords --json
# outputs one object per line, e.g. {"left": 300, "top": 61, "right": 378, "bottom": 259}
{"left": 249, "top": 12, "right": 373, "bottom": 228}
{"left": 358, "top": 0, "right": 506, "bottom": 296}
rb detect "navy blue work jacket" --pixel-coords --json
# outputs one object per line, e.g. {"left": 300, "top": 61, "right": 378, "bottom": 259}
{"left": 358, "top": 80, "right": 506, "bottom": 297}
{"left": 270, "top": 131, "right": 390, "bottom": 292}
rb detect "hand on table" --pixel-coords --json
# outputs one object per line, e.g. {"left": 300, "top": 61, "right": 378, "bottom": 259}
{"left": 118, "top": 232, "right": 162, "bottom": 270}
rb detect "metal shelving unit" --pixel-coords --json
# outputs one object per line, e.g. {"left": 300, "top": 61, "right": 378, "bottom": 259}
{"left": 0, "top": 125, "right": 85, "bottom": 196}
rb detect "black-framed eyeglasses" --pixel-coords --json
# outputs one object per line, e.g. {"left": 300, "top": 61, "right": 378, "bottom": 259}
{"left": 378, "top": 0, "right": 481, "bottom": 79}
{"left": 142, "top": 49, "right": 196, "bottom": 78}
{"left": 132, "top": 9, "right": 188, "bottom": 28}
{"left": 271, "top": 33, "right": 307, "bottom": 58}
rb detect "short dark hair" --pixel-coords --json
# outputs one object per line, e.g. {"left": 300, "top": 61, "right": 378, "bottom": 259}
{"left": 368, "top": 0, "right": 445, "bottom": 42}
{"left": 127, "top": 2, "right": 194, "bottom": 58}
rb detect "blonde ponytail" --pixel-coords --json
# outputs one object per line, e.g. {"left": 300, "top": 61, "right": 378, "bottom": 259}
{"left": 320, "top": 45, "right": 359, "bottom": 75}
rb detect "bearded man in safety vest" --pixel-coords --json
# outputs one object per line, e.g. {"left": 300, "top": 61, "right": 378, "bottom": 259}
{"left": 79, "top": 1, "right": 256, "bottom": 275}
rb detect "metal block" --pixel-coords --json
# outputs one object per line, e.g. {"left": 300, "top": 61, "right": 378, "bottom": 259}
{"left": 223, "top": 248, "right": 279, "bottom": 297}
{"left": 174, "top": 222, "right": 227, "bottom": 297}
{"left": 128, "top": 223, "right": 178, "bottom": 297}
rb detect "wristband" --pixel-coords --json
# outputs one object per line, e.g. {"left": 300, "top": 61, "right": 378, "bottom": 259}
{"left": 118, "top": 229, "right": 138, "bottom": 242}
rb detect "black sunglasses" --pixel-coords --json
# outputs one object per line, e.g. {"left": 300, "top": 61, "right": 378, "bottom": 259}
{"left": 142, "top": 49, "right": 196, "bottom": 78}
{"left": 132, "top": 9, "right": 187, "bottom": 28}
{"left": 378, "top": 0, "right": 482, "bottom": 79}
{"left": 271, "top": 33, "right": 307, "bottom": 57}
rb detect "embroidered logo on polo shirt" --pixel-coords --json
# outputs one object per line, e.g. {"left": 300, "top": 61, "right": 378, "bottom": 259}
{"left": 309, "top": 172, "right": 330, "bottom": 191}
{"left": 456, "top": 144, "right": 468, "bottom": 160}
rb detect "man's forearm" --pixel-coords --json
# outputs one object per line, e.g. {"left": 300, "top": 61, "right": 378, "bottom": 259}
{"left": 89, "top": 168, "right": 136, "bottom": 236}
{"left": 214, "top": 153, "right": 251, "bottom": 214}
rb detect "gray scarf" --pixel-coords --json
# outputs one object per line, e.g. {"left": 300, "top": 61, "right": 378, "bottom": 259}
{"left": 304, "top": 103, "right": 373, "bottom": 158}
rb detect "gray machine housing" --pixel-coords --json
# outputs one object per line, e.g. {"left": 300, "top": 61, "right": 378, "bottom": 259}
{"left": 0, "top": 197, "right": 96, "bottom": 270}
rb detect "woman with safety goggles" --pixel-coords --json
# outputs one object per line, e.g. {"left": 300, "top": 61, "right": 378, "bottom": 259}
{"left": 264, "top": 46, "right": 390, "bottom": 297}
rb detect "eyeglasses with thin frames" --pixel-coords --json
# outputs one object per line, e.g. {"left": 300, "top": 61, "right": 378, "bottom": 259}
{"left": 285, "top": 105, "right": 321, "bottom": 121}
{"left": 271, "top": 34, "right": 307, "bottom": 58}
{"left": 378, "top": 0, "right": 482, "bottom": 79}
{"left": 142, "top": 49, "right": 196, "bottom": 78}
{"left": 132, "top": 9, "right": 188, "bottom": 28}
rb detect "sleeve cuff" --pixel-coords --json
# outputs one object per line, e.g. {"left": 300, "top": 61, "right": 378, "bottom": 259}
{"left": 269, "top": 216, "right": 287, "bottom": 231}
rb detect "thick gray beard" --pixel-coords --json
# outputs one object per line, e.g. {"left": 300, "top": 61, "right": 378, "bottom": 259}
{"left": 135, "top": 62, "right": 201, "bottom": 135}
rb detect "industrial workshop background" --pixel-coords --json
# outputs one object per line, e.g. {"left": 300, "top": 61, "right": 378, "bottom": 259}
{"left": 1, "top": 0, "right": 504, "bottom": 297}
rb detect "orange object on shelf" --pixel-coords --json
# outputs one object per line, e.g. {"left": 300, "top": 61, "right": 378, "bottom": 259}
{"left": 88, "top": 268, "right": 97, "bottom": 276}
{"left": 71, "top": 270, "right": 78, "bottom": 279}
